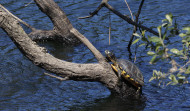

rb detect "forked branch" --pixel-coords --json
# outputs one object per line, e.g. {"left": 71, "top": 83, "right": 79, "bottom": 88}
{"left": 79, "top": 0, "right": 158, "bottom": 36}
{"left": 0, "top": 1, "right": 142, "bottom": 97}
{"left": 0, "top": 10, "right": 117, "bottom": 90}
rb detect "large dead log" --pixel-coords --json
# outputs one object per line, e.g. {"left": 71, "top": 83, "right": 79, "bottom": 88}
{"left": 0, "top": 0, "right": 142, "bottom": 98}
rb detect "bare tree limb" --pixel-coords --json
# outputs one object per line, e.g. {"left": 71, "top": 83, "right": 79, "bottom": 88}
{"left": 104, "top": 2, "right": 158, "bottom": 36}
{"left": 33, "top": 0, "right": 106, "bottom": 63}
{"left": 70, "top": 28, "right": 106, "bottom": 63}
{"left": 44, "top": 72, "right": 69, "bottom": 81}
{"left": 79, "top": 0, "right": 158, "bottom": 36}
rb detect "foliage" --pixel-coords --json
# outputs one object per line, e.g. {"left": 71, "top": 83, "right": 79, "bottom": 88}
{"left": 133, "top": 13, "right": 190, "bottom": 86}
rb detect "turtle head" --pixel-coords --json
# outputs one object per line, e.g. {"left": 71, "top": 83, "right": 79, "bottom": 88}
{"left": 105, "top": 50, "right": 117, "bottom": 63}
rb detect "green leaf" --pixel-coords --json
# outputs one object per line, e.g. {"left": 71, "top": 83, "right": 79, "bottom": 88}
{"left": 170, "top": 48, "right": 180, "bottom": 54}
{"left": 166, "top": 81, "right": 172, "bottom": 86}
{"left": 141, "top": 30, "right": 146, "bottom": 37}
{"left": 155, "top": 45, "right": 161, "bottom": 52}
{"left": 170, "top": 48, "right": 184, "bottom": 56}
{"left": 177, "top": 74, "right": 186, "bottom": 79}
{"left": 166, "top": 13, "right": 173, "bottom": 25}
{"left": 182, "top": 39, "right": 187, "bottom": 43}
{"left": 132, "top": 39, "right": 140, "bottom": 45}
{"left": 147, "top": 51, "right": 155, "bottom": 56}
{"left": 139, "top": 43, "right": 146, "bottom": 47}
{"left": 179, "top": 33, "right": 186, "bottom": 37}
{"left": 157, "top": 26, "right": 162, "bottom": 37}
{"left": 183, "top": 27, "right": 190, "bottom": 32}
{"left": 149, "top": 55, "right": 158, "bottom": 64}
{"left": 149, "top": 77, "right": 156, "bottom": 82}
{"left": 133, "top": 33, "right": 141, "bottom": 38}
{"left": 162, "top": 23, "right": 168, "bottom": 27}
{"left": 169, "top": 74, "right": 178, "bottom": 85}
{"left": 148, "top": 36, "right": 160, "bottom": 43}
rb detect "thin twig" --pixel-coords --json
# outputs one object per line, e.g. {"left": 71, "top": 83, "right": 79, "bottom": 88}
{"left": 128, "top": 0, "right": 145, "bottom": 59}
{"left": 0, "top": 4, "right": 35, "bottom": 31}
{"left": 78, "top": 2, "right": 104, "bottom": 19}
{"left": 109, "top": 10, "right": 111, "bottom": 45}
{"left": 44, "top": 73, "right": 69, "bottom": 81}
{"left": 25, "top": 0, "right": 34, "bottom": 7}
{"left": 124, "top": 0, "right": 134, "bottom": 21}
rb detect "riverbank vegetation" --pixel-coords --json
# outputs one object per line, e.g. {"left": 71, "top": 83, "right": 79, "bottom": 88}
{"left": 133, "top": 14, "right": 190, "bottom": 86}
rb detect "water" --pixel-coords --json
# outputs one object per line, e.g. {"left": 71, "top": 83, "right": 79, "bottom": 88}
{"left": 0, "top": 0, "right": 190, "bottom": 110}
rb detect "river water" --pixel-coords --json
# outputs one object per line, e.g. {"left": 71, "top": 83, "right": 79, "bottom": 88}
{"left": 0, "top": 0, "right": 190, "bottom": 111}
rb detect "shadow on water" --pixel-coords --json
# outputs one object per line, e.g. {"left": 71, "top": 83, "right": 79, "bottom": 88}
{"left": 82, "top": 94, "right": 146, "bottom": 111}
{"left": 37, "top": 41, "right": 75, "bottom": 62}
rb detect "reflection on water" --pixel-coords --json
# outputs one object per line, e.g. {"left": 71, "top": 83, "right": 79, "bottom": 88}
{"left": 84, "top": 94, "right": 146, "bottom": 111}
{"left": 0, "top": 0, "right": 190, "bottom": 110}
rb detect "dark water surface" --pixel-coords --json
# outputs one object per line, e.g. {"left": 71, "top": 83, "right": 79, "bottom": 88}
{"left": 0, "top": 0, "right": 190, "bottom": 110}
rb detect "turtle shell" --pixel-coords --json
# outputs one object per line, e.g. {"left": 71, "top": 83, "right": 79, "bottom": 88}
{"left": 116, "top": 59, "right": 144, "bottom": 87}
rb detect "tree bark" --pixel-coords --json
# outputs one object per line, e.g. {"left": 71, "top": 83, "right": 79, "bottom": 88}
{"left": 0, "top": 0, "right": 142, "bottom": 98}
{"left": 28, "top": 0, "right": 79, "bottom": 45}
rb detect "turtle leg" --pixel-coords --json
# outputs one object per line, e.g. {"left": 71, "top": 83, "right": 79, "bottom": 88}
{"left": 116, "top": 67, "right": 121, "bottom": 79}
{"left": 136, "top": 87, "right": 141, "bottom": 94}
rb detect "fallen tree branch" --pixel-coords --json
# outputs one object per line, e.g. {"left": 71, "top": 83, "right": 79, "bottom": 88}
{"left": 0, "top": 1, "right": 142, "bottom": 97}
{"left": 79, "top": 0, "right": 158, "bottom": 36}
{"left": 0, "top": 10, "right": 117, "bottom": 89}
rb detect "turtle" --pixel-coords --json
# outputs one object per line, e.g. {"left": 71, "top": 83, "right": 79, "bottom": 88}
{"left": 105, "top": 50, "right": 144, "bottom": 90}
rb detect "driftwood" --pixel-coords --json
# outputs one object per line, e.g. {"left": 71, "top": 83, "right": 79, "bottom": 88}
{"left": 0, "top": 0, "right": 142, "bottom": 98}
